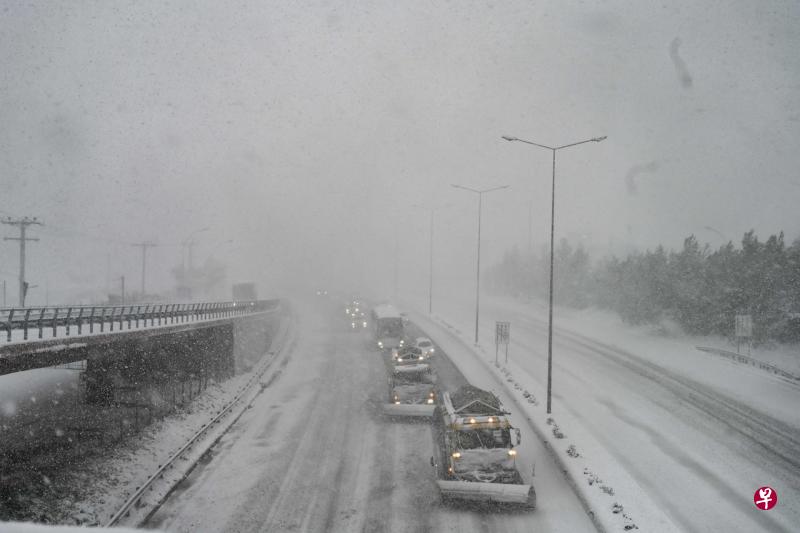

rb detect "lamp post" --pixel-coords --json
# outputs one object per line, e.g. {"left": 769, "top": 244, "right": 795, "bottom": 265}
{"left": 502, "top": 134, "right": 606, "bottom": 413}
{"left": 181, "top": 227, "right": 210, "bottom": 298}
{"left": 412, "top": 204, "right": 450, "bottom": 315}
{"left": 451, "top": 184, "right": 509, "bottom": 345}
{"left": 183, "top": 227, "right": 210, "bottom": 272}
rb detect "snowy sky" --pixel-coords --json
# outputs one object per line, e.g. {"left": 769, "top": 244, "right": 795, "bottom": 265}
{"left": 1, "top": 0, "right": 798, "bottom": 302}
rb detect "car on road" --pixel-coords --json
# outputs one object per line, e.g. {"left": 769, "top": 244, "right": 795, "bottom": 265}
{"left": 349, "top": 315, "right": 368, "bottom": 330}
{"left": 393, "top": 345, "right": 425, "bottom": 364}
{"left": 414, "top": 337, "right": 435, "bottom": 358}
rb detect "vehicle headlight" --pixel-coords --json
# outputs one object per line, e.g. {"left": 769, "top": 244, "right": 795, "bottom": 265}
{"left": 399, "top": 340, "right": 404, "bottom": 346}
{"left": 378, "top": 342, "right": 383, "bottom": 348}
{"left": 508, "top": 449, "right": 517, "bottom": 457}
{"left": 363, "top": 321, "right": 367, "bottom": 327}
{"left": 451, "top": 452, "right": 461, "bottom": 459}
{"left": 427, "top": 398, "right": 434, "bottom": 404}
{"left": 394, "top": 401, "right": 400, "bottom": 405}
{"left": 429, "top": 392, "right": 435, "bottom": 397}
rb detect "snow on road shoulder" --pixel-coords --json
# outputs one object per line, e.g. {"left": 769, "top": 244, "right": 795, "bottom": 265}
{"left": 46, "top": 315, "right": 293, "bottom": 526}
{"left": 486, "top": 296, "right": 800, "bottom": 428}
{"left": 540, "top": 302, "right": 800, "bottom": 378}
{"left": 406, "top": 307, "right": 679, "bottom": 533}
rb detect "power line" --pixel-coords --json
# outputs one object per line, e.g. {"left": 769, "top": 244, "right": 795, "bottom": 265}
{"left": 2, "top": 216, "right": 43, "bottom": 306}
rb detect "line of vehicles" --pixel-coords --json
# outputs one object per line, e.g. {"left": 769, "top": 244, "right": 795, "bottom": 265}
{"left": 358, "top": 301, "right": 536, "bottom": 509}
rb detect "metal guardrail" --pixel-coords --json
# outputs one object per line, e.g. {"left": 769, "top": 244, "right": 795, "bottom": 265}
{"left": 105, "top": 312, "right": 295, "bottom": 527}
{"left": 0, "top": 299, "right": 279, "bottom": 343}
{"left": 695, "top": 346, "right": 800, "bottom": 382}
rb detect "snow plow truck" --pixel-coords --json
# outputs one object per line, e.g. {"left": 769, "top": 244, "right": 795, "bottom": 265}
{"left": 382, "top": 352, "right": 437, "bottom": 418}
{"left": 430, "top": 385, "right": 535, "bottom": 508}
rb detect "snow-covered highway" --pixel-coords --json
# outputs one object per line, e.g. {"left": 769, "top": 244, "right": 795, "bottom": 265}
{"left": 421, "top": 295, "right": 800, "bottom": 533}
{"left": 147, "top": 299, "right": 596, "bottom": 532}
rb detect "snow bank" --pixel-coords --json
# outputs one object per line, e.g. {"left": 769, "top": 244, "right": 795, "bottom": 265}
{"left": 406, "top": 307, "right": 679, "bottom": 532}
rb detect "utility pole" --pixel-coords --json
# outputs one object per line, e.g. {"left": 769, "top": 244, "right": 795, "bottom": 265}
{"left": 2, "top": 216, "right": 43, "bottom": 307}
{"left": 429, "top": 208, "right": 434, "bottom": 314}
{"left": 120, "top": 275, "right": 126, "bottom": 305}
{"left": 131, "top": 241, "right": 157, "bottom": 296}
{"left": 393, "top": 226, "right": 399, "bottom": 302}
{"left": 2, "top": 280, "right": 6, "bottom": 307}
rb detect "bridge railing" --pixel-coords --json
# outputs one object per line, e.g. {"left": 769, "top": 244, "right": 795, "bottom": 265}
{"left": 0, "top": 299, "right": 280, "bottom": 343}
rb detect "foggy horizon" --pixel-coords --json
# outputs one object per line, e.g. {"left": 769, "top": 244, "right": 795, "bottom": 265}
{"left": 2, "top": 1, "right": 798, "bottom": 304}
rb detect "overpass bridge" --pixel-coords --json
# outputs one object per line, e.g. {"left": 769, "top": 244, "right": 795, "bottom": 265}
{"left": 0, "top": 300, "right": 283, "bottom": 403}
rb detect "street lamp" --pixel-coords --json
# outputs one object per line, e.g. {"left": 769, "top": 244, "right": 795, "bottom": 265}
{"left": 181, "top": 227, "right": 210, "bottom": 299}
{"left": 412, "top": 203, "right": 450, "bottom": 315}
{"left": 451, "top": 184, "right": 509, "bottom": 345}
{"left": 182, "top": 227, "right": 211, "bottom": 272}
{"left": 502, "top": 134, "right": 606, "bottom": 414}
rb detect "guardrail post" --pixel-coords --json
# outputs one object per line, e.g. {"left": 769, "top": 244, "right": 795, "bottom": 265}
{"left": 51, "top": 307, "right": 59, "bottom": 338}
{"left": 5, "top": 309, "right": 13, "bottom": 342}
{"left": 36, "top": 307, "right": 46, "bottom": 339}
{"left": 109, "top": 307, "right": 115, "bottom": 332}
{"left": 100, "top": 307, "right": 105, "bottom": 333}
{"left": 89, "top": 307, "right": 96, "bottom": 334}
{"left": 119, "top": 306, "right": 124, "bottom": 330}
{"left": 77, "top": 307, "right": 85, "bottom": 335}
{"left": 23, "top": 308, "right": 32, "bottom": 340}
{"left": 65, "top": 307, "right": 73, "bottom": 336}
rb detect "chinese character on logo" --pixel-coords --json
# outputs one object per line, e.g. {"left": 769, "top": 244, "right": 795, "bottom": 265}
{"left": 753, "top": 486, "right": 777, "bottom": 510}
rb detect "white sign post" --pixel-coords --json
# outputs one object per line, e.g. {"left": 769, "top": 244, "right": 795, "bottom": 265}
{"left": 735, "top": 314, "right": 753, "bottom": 354}
{"left": 495, "top": 321, "right": 510, "bottom": 365}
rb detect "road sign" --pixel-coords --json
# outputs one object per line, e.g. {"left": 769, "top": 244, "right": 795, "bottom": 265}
{"left": 495, "top": 321, "right": 510, "bottom": 344}
{"left": 495, "top": 321, "right": 510, "bottom": 365}
{"left": 735, "top": 314, "right": 753, "bottom": 354}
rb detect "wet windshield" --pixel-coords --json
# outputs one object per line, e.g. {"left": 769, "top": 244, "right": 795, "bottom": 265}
{"left": 1, "top": 2, "right": 797, "bottom": 531}
{"left": 454, "top": 428, "right": 512, "bottom": 450}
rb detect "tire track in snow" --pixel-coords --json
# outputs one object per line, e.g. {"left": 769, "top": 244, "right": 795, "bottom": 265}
{"left": 258, "top": 335, "right": 359, "bottom": 531}
{"left": 506, "top": 308, "right": 800, "bottom": 473}
{"left": 498, "top": 307, "right": 798, "bottom": 532}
